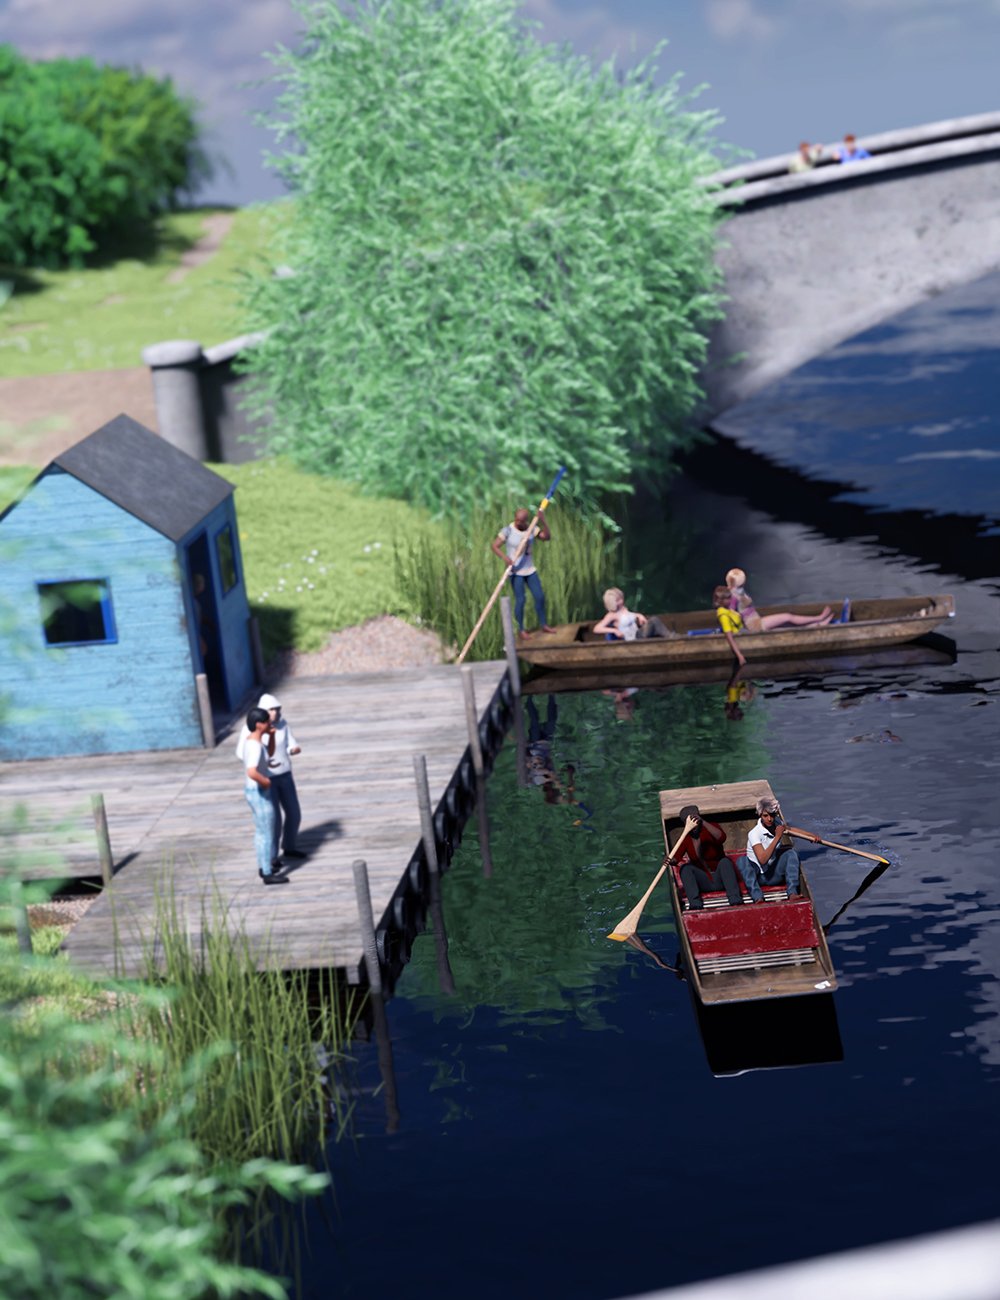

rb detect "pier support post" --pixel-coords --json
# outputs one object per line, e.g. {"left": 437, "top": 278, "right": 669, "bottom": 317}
{"left": 352, "top": 858, "right": 399, "bottom": 1131}
{"left": 413, "top": 755, "right": 456, "bottom": 995}
{"left": 12, "top": 881, "right": 32, "bottom": 956}
{"left": 195, "top": 673, "right": 214, "bottom": 748}
{"left": 460, "top": 665, "right": 484, "bottom": 779}
{"left": 351, "top": 857, "right": 382, "bottom": 997}
{"left": 90, "top": 794, "right": 114, "bottom": 887}
{"left": 500, "top": 596, "right": 521, "bottom": 699}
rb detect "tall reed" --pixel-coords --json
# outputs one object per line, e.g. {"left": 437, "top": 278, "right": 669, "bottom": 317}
{"left": 116, "top": 881, "right": 359, "bottom": 1168}
{"left": 395, "top": 503, "right": 621, "bottom": 659}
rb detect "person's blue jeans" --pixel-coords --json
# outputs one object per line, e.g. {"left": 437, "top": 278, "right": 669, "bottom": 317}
{"left": 245, "top": 780, "right": 277, "bottom": 876}
{"left": 511, "top": 571, "right": 547, "bottom": 630}
{"left": 738, "top": 847, "right": 801, "bottom": 901}
{"left": 270, "top": 771, "right": 301, "bottom": 856}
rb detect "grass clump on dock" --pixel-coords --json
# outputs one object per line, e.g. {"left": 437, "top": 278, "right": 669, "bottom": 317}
{"left": 395, "top": 502, "right": 620, "bottom": 659}
{"left": 117, "top": 883, "right": 360, "bottom": 1168}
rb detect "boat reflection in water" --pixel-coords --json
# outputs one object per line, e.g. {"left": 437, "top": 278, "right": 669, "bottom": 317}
{"left": 693, "top": 992, "right": 844, "bottom": 1078}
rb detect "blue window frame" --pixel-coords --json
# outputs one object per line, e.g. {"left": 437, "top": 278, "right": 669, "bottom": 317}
{"left": 215, "top": 523, "right": 238, "bottom": 595}
{"left": 38, "top": 578, "right": 118, "bottom": 647}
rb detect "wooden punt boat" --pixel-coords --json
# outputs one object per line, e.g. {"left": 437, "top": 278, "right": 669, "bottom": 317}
{"left": 661, "top": 779, "right": 838, "bottom": 1006}
{"left": 517, "top": 593, "right": 955, "bottom": 673}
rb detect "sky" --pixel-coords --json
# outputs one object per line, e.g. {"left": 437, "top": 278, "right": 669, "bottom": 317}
{"left": 3, "top": 0, "right": 999, "bottom": 206}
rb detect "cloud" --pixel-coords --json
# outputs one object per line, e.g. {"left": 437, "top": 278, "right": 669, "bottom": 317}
{"left": 521, "top": 0, "right": 660, "bottom": 65}
{"left": 705, "top": 0, "right": 781, "bottom": 43}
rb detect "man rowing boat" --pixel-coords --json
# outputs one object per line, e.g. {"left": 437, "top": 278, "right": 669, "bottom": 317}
{"left": 741, "top": 795, "right": 820, "bottom": 902}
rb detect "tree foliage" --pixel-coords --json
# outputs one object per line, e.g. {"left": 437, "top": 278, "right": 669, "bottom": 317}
{"left": 243, "top": 0, "right": 726, "bottom": 512}
{"left": 0, "top": 44, "right": 212, "bottom": 267}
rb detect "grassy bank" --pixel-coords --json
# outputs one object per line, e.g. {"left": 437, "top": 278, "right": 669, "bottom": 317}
{"left": 0, "top": 204, "right": 292, "bottom": 379}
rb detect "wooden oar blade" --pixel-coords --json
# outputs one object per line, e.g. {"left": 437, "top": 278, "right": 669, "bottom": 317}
{"left": 607, "top": 860, "right": 671, "bottom": 942}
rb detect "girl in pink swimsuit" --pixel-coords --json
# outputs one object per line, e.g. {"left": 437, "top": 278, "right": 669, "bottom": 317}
{"left": 725, "top": 568, "right": 833, "bottom": 632}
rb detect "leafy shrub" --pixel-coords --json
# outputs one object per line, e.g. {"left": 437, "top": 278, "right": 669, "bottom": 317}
{"left": 242, "top": 0, "right": 725, "bottom": 513}
{"left": 0, "top": 44, "right": 212, "bottom": 267}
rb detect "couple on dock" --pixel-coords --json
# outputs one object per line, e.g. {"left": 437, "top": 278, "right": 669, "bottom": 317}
{"left": 667, "top": 795, "right": 820, "bottom": 908}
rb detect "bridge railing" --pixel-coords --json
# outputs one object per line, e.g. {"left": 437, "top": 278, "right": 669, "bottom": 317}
{"left": 705, "top": 109, "right": 1000, "bottom": 197}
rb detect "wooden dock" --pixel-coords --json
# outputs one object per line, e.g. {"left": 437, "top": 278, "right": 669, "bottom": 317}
{"left": 2, "top": 662, "right": 508, "bottom": 980}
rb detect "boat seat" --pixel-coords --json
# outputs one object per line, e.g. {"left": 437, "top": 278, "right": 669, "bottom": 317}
{"left": 684, "top": 897, "right": 819, "bottom": 960}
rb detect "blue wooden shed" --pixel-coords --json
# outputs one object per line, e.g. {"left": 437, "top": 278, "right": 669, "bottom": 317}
{"left": 0, "top": 414, "right": 257, "bottom": 759}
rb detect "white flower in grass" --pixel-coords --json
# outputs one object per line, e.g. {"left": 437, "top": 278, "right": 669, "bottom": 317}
{"left": 362, "top": 544, "right": 372, "bottom": 553}
{"left": 307, "top": 556, "right": 315, "bottom": 563}
{"left": 373, "top": 542, "right": 382, "bottom": 550}
{"left": 296, "top": 586, "right": 303, "bottom": 592}
{"left": 319, "top": 566, "right": 327, "bottom": 574}
{"left": 311, "top": 549, "right": 318, "bottom": 555}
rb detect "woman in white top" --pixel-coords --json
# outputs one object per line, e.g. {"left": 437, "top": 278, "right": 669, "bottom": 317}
{"left": 593, "top": 588, "right": 672, "bottom": 641}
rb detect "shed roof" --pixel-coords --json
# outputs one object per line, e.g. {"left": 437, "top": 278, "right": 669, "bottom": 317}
{"left": 50, "top": 414, "right": 234, "bottom": 542}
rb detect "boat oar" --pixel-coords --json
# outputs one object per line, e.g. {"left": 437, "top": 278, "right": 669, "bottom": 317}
{"left": 456, "top": 466, "right": 567, "bottom": 665}
{"left": 789, "top": 830, "right": 889, "bottom": 865}
{"left": 608, "top": 816, "right": 697, "bottom": 942}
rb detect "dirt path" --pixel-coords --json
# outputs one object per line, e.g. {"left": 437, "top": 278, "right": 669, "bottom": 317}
{"left": 0, "top": 211, "right": 238, "bottom": 466}
{"left": 0, "top": 367, "right": 158, "bottom": 465}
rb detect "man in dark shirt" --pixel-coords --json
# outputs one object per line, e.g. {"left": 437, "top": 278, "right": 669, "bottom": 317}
{"left": 666, "top": 803, "right": 744, "bottom": 908}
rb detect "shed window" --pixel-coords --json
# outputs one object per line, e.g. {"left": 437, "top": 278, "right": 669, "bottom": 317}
{"left": 216, "top": 524, "right": 238, "bottom": 594}
{"left": 38, "top": 579, "right": 117, "bottom": 647}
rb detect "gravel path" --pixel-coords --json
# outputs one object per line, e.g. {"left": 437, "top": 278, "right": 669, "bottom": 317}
{"left": 266, "top": 614, "right": 448, "bottom": 678}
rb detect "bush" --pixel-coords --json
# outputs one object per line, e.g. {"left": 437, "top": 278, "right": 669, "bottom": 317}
{"left": 0, "top": 44, "right": 212, "bottom": 267}
{"left": 243, "top": 0, "right": 725, "bottom": 513}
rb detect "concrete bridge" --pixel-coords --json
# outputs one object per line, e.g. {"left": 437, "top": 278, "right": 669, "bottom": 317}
{"left": 144, "top": 112, "right": 1000, "bottom": 456}
{"left": 703, "top": 111, "right": 1000, "bottom": 417}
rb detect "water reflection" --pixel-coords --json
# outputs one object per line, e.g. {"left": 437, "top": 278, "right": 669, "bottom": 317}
{"left": 694, "top": 993, "right": 844, "bottom": 1077}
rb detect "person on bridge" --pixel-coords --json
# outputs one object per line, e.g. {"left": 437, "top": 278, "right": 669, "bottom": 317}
{"left": 789, "top": 140, "right": 823, "bottom": 173}
{"left": 835, "top": 133, "right": 871, "bottom": 163}
{"left": 492, "top": 507, "right": 555, "bottom": 636}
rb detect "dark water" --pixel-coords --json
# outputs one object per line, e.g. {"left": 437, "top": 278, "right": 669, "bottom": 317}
{"left": 272, "top": 280, "right": 1000, "bottom": 1297}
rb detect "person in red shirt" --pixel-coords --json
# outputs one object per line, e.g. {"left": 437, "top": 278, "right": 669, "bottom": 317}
{"left": 667, "top": 803, "right": 744, "bottom": 909}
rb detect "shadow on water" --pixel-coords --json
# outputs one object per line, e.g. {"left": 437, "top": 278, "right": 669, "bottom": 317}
{"left": 694, "top": 993, "right": 844, "bottom": 1078}
{"left": 685, "top": 432, "right": 1000, "bottom": 581}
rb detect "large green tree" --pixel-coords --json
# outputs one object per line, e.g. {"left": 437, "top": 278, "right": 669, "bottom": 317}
{"left": 243, "top": 0, "right": 726, "bottom": 512}
{"left": 0, "top": 45, "right": 212, "bottom": 267}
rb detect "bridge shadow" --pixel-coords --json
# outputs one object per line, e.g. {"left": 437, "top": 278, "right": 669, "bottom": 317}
{"left": 685, "top": 432, "right": 1000, "bottom": 582}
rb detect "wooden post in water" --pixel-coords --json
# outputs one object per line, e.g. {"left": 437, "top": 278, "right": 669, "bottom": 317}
{"left": 195, "top": 673, "right": 214, "bottom": 748}
{"left": 413, "top": 755, "right": 456, "bottom": 995}
{"left": 500, "top": 596, "right": 521, "bottom": 699}
{"left": 351, "top": 857, "right": 382, "bottom": 997}
{"left": 460, "top": 665, "right": 484, "bottom": 779}
{"left": 351, "top": 857, "right": 399, "bottom": 1132}
{"left": 90, "top": 794, "right": 114, "bottom": 887}
{"left": 12, "top": 881, "right": 32, "bottom": 957}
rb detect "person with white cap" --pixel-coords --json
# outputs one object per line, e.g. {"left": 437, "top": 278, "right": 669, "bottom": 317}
{"left": 237, "top": 692, "right": 305, "bottom": 865}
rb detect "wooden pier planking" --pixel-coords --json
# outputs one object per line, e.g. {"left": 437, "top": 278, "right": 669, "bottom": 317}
{"left": 2, "top": 662, "right": 507, "bottom": 977}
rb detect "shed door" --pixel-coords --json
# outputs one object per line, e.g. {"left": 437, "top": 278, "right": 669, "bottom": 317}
{"left": 184, "top": 533, "right": 229, "bottom": 711}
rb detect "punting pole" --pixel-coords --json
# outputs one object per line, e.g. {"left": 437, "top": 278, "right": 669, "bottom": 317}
{"left": 456, "top": 466, "right": 567, "bottom": 665}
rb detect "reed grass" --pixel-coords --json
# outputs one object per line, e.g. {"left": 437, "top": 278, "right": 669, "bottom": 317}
{"left": 115, "top": 881, "right": 359, "bottom": 1168}
{"left": 394, "top": 502, "right": 621, "bottom": 660}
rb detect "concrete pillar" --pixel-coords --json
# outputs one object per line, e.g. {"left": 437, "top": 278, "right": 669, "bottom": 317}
{"left": 142, "top": 340, "right": 209, "bottom": 460}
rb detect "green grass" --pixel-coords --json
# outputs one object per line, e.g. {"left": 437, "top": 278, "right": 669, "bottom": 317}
{"left": 395, "top": 502, "right": 622, "bottom": 660}
{"left": 115, "top": 880, "right": 359, "bottom": 1168}
{"left": 214, "top": 458, "right": 444, "bottom": 658}
{"left": 0, "top": 203, "right": 293, "bottom": 379}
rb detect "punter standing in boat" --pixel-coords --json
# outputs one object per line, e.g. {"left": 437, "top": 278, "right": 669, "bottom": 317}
{"left": 492, "top": 507, "right": 555, "bottom": 637}
{"left": 667, "top": 804, "right": 744, "bottom": 909}
{"left": 742, "top": 796, "right": 819, "bottom": 902}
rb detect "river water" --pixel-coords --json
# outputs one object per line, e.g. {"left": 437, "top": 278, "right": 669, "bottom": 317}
{"left": 277, "top": 278, "right": 1000, "bottom": 1297}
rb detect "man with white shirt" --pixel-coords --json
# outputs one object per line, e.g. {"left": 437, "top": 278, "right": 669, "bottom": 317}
{"left": 237, "top": 692, "right": 305, "bottom": 865}
{"left": 242, "top": 707, "right": 287, "bottom": 886}
{"left": 741, "top": 795, "right": 819, "bottom": 902}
